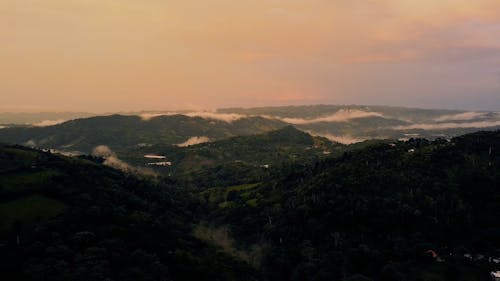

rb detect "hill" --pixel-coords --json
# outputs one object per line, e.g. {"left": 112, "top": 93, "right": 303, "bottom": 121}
{"left": 0, "top": 114, "right": 287, "bottom": 154}
{"left": 218, "top": 105, "right": 500, "bottom": 142}
{"left": 196, "top": 130, "right": 500, "bottom": 280}
{"left": 1, "top": 130, "right": 499, "bottom": 280}
{"left": 117, "top": 126, "right": 346, "bottom": 188}
{"left": 124, "top": 126, "right": 341, "bottom": 170}
{"left": 0, "top": 144, "right": 258, "bottom": 281}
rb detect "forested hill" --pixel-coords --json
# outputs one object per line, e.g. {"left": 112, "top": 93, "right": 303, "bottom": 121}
{"left": 124, "top": 126, "right": 344, "bottom": 175}
{"left": 200, "top": 130, "right": 500, "bottom": 280}
{"left": 0, "top": 130, "right": 499, "bottom": 281}
{"left": 0, "top": 145, "right": 258, "bottom": 281}
{"left": 0, "top": 114, "right": 287, "bottom": 153}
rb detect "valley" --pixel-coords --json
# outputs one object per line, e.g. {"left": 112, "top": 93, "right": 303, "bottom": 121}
{"left": 0, "top": 113, "right": 499, "bottom": 280}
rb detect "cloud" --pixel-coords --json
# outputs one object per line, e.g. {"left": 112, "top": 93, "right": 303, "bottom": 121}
{"left": 280, "top": 109, "right": 384, "bottom": 124}
{"left": 91, "top": 145, "right": 115, "bottom": 158}
{"left": 176, "top": 136, "right": 210, "bottom": 147}
{"left": 434, "top": 111, "right": 493, "bottom": 122}
{"left": 346, "top": 51, "right": 418, "bottom": 64}
{"left": 307, "top": 131, "right": 366, "bottom": 144}
{"left": 394, "top": 120, "right": 500, "bottom": 130}
{"left": 32, "top": 119, "right": 67, "bottom": 127}
{"left": 24, "top": 140, "right": 37, "bottom": 147}
{"left": 91, "top": 145, "right": 157, "bottom": 176}
{"left": 184, "top": 112, "right": 248, "bottom": 123}
{"left": 138, "top": 113, "right": 169, "bottom": 121}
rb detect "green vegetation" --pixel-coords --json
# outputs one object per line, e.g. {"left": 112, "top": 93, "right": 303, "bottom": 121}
{"left": 201, "top": 183, "right": 260, "bottom": 204}
{"left": 0, "top": 145, "right": 258, "bottom": 281}
{"left": 0, "top": 128, "right": 499, "bottom": 281}
{"left": 0, "top": 194, "right": 66, "bottom": 232}
{"left": 190, "top": 130, "right": 500, "bottom": 280}
{"left": 220, "top": 105, "right": 500, "bottom": 140}
{"left": 0, "top": 170, "right": 59, "bottom": 191}
{"left": 0, "top": 114, "right": 287, "bottom": 153}
{"left": 124, "top": 126, "right": 344, "bottom": 184}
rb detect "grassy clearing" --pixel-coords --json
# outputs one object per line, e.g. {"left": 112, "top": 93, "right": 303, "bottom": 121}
{"left": 0, "top": 194, "right": 67, "bottom": 232}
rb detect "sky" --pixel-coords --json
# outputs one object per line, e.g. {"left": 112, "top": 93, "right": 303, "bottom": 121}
{"left": 1, "top": 0, "right": 500, "bottom": 112}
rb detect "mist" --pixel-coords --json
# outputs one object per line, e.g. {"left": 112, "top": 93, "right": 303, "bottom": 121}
{"left": 280, "top": 109, "right": 385, "bottom": 125}
{"left": 92, "top": 145, "right": 157, "bottom": 177}
{"left": 177, "top": 136, "right": 211, "bottom": 147}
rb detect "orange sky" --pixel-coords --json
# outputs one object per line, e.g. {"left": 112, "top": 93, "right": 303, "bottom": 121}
{"left": 1, "top": 0, "right": 500, "bottom": 112}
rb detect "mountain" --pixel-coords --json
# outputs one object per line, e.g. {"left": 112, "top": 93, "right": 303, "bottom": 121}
{"left": 123, "top": 126, "right": 342, "bottom": 171}
{"left": 2, "top": 105, "right": 499, "bottom": 153}
{"left": 0, "top": 114, "right": 287, "bottom": 154}
{"left": 116, "top": 126, "right": 346, "bottom": 188}
{"left": 0, "top": 112, "right": 95, "bottom": 126}
{"left": 1, "top": 130, "right": 499, "bottom": 280}
{"left": 218, "top": 105, "right": 500, "bottom": 142}
{"left": 196, "top": 130, "right": 500, "bottom": 280}
{"left": 0, "top": 144, "right": 258, "bottom": 281}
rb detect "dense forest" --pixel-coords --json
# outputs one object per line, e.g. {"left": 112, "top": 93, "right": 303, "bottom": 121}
{"left": 0, "top": 129, "right": 499, "bottom": 280}
{"left": 0, "top": 114, "right": 287, "bottom": 153}
{"left": 0, "top": 145, "right": 257, "bottom": 281}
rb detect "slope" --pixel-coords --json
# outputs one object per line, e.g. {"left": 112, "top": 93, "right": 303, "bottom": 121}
{"left": 0, "top": 144, "right": 258, "bottom": 281}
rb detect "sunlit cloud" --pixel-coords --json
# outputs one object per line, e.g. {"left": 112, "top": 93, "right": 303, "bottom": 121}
{"left": 394, "top": 120, "right": 500, "bottom": 130}
{"left": 281, "top": 109, "right": 384, "bottom": 124}
{"left": 434, "top": 111, "right": 498, "bottom": 122}
{"left": 307, "top": 131, "right": 367, "bottom": 145}
{"left": 176, "top": 136, "right": 211, "bottom": 147}
{"left": 32, "top": 119, "right": 67, "bottom": 127}
{"left": 92, "top": 145, "right": 157, "bottom": 176}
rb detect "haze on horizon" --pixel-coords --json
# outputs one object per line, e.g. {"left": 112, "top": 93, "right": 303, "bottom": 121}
{"left": 1, "top": 0, "right": 500, "bottom": 113}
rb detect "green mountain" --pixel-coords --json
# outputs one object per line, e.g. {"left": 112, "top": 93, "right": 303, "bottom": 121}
{"left": 124, "top": 126, "right": 342, "bottom": 170}
{"left": 1, "top": 129, "right": 499, "bottom": 281}
{"left": 2, "top": 106, "right": 499, "bottom": 153}
{"left": 0, "top": 114, "right": 287, "bottom": 154}
{"left": 118, "top": 126, "right": 346, "bottom": 189}
{"left": 196, "top": 130, "right": 500, "bottom": 280}
{"left": 219, "top": 105, "right": 500, "bottom": 142}
{"left": 0, "top": 145, "right": 257, "bottom": 281}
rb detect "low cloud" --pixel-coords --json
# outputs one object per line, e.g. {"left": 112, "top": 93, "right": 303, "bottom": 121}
{"left": 139, "top": 113, "right": 169, "bottom": 121}
{"left": 92, "top": 145, "right": 157, "bottom": 177}
{"left": 24, "top": 140, "right": 37, "bottom": 147}
{"left": 185, "top": 112, "right": 248, "bottom": 123}
{"left": 177, "top": 136, "right": 211, "bottom": 147}
{"left": 434, "top": 112, "right": 493, "bottom": 122}
{"left": 92, "top": 145, "right": 115, "bottom": 158}
{"left": 308, "top": 131, "right": 366, "bottom": 144}
{"left": 280, "top": 109, "right": 384, "bottom": 124}
{"left": 394, "top": 120, "right": 500, "bottom": 130}
{"left": 33, "top": 119, "right": 67, "bottom": 127}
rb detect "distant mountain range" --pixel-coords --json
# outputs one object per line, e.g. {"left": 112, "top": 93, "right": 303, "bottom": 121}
{"left": 218, "top": 105, "right": 500, "bottom": 142}
{"left": 1, "top": 129, "right": 498, "bottom": 280}
{"left": 1, "top": 105, "right": 499, "bottom": 156}
{"left": 0, "top": 114, "right": 286, "bottom": 154}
